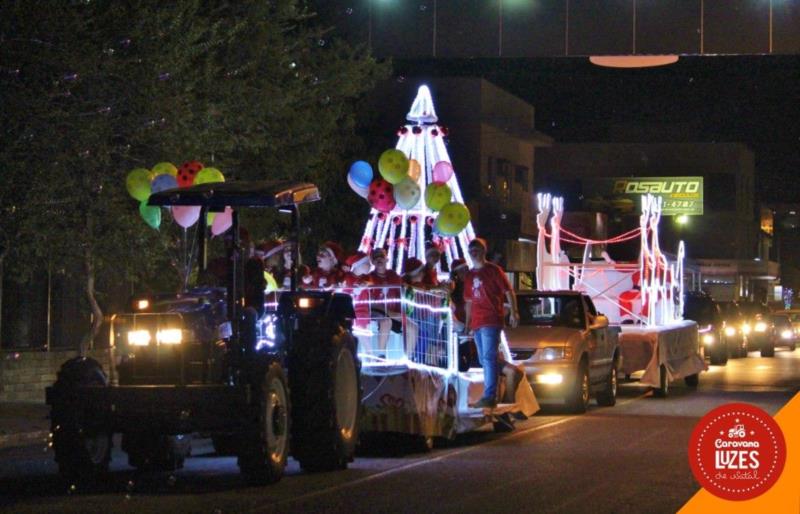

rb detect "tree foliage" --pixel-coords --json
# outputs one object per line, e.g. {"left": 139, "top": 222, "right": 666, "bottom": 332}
{"left": 0, "top": 0, "right": 389, "bottom": 347}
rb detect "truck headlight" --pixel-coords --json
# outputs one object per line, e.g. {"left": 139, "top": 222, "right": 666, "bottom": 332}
{"left": 128, "top": 330, "right": 151, "bottom": 346}
{"left": 724, "top": 327, "right": 736, "bottom": 337}
{"left": 156, "top": 328, "right": 182, "bottom": 344}
{"left": 702, "top": 333, "right": 715, "bottom": 345}
{"left": 754, "top": 321, "right": 768, "bottom": 333}
{"left": 537, "top": 347, "right": 571, "bottom": 361}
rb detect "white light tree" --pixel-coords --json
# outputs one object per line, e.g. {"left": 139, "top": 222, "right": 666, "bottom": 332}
{"left": 358, "top": 86, "right": 476, "bottom": 272}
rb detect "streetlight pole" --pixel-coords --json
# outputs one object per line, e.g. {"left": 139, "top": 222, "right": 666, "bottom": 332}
{"left": 498, "top": 0, "right": 503, "bottom": 57}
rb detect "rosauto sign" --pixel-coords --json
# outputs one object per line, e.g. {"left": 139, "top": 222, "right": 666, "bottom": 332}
{"left": 602, "top": 177, "right": 704, "bottom": 215}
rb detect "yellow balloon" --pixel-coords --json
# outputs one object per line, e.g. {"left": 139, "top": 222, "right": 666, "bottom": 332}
{"left": 436, "top": 202, "right": 471, "bottom": 236}
{"left": 424, "top": 182, "right": 452, "bottom": 212}
{"left": 152, "top": 162, "right": 178, "bottom": 177}
{"left": 408, "top": 159, "right": 422, "bottom": 182}
{"left": 378, "top": 149, "right": 409, "bottom": 184}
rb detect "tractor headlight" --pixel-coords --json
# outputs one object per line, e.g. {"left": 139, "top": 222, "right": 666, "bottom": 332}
{"left": 724, "top": 326, "right": 736, "bottom": 337}
{"left": 128, "top": 330, "right": 151, "bottom": 346}
{"left": 702, "top": 333, "right": 715, "bottom": 345}
{"left": 156, "top": 328, "right": 182, "bottom": 345}
{"left": 754, "top": 321, "right": 768, "bottom": 333}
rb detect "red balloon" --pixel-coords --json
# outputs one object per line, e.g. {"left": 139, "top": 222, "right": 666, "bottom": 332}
{"left": 177, "top": 160, "right": 204, "bottom": 188}
{"left": 367, "top": 178, "right": 396, "bottom": 213}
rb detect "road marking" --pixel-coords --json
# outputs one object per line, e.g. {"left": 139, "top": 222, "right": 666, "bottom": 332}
{"left": 249, "top": 391, "right": 650, "bottom": 513}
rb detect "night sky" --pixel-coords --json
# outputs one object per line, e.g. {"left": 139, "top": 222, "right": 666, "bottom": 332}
{"left": 315, "top": 1, "right": 800, "bottom": 204}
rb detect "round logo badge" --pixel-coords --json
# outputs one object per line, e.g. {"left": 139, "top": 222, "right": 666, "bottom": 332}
{"left": 689, "top": 403, "right": 786, "bottom": 501}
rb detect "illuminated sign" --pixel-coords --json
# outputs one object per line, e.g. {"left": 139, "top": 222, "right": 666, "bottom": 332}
{"left": 585, "top": 177, "right": 703, "bottom": 215}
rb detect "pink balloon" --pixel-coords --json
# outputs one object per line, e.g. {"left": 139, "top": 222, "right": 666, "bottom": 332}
{"left": 432, "top": 161, "right": 454, "bottom": 183}
{"left": 171, "top": 205, "right": 200, "bottom": 228}
{"left": 211, "top": 206, "right": 233, "bottom": 235}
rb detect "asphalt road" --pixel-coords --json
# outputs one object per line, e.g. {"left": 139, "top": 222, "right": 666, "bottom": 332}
{"left": 1, "top": 349, "right": 798, "bottom": 514}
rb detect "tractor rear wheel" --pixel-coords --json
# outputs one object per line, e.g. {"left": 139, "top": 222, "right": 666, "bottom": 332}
{"left": 290, "top": 330, "right": 361, "bottom": 472}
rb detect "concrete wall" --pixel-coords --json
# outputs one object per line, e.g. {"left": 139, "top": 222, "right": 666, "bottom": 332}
{"left": 0, "top": 350, "right": 111, "bottom": 403}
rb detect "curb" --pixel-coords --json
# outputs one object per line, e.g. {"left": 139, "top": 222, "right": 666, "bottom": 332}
{"left": 0, "top": 430, "right": 50, "bottom": 450}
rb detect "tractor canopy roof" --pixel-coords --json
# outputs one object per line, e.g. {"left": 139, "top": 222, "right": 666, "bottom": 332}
{"left": 148, "top": 180, "right": 320, "bottom": 209}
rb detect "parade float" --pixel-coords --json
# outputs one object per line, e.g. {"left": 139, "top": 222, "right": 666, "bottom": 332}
{"left": 345, "top": 86, "right": 538, "bottom": 443}
{"left": 534, "top": 192, "right": 705, "bottom": 396}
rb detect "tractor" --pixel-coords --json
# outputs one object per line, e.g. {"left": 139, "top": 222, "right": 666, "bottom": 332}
{"left": 46, "top": 180, "right": 361, "bottom": 485}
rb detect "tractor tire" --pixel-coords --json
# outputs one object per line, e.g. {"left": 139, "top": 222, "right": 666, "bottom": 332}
{"left": 595, "top": 358, "right": 618, "bottom": 407}
{"left": 238, "top": 362, "right": 290, "bottom": 485}
{"left": 50, "top": 357, "right": 112, "bottom": 484}
{"left": 122, "top": 434, "right": 191, "bottom": 471}
{"left": 289, "top": 328, "right": 361, "bottom": 472}
{"left": 566, "top": 360, "right": 590, "bottom": 414}
{"left": 652, "top": 364, "right": 669, "bottom": 398}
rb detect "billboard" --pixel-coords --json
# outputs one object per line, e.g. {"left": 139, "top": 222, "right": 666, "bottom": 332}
{"left": 583, "top": 176, "right": 704, "bottom": 215}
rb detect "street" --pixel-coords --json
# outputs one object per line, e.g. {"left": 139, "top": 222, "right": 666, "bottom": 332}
{"left": 1, "top": 349, "right": 797, "bottom": 514}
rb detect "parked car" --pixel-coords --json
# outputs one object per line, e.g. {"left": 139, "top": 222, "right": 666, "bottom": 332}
{"left": 770, "top": 313, "right": 797, "bottom": 353}
{"left": 739, "top": 302, "right": 773, "bottom": 357}
{"left": 505, "top": 291, "right": 620, "bottom": 413}
{"left": 718, "top": 301, "right": 748, "bottom": 358}
{"left": 683, "top": 292, "right": 730, "bottom": 365}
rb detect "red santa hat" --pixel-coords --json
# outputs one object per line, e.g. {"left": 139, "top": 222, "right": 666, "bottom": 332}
{"left": 345, "top": 251, "right": 370, "bottom": 270}
{"left": 450, "top": 258, "right": 468, "bottom": 272}
{"left": 319, "top": 241, "right": 344, "bottom": 265}
{"left": 403, "top": 257, "right": 425, "bottom": 277}
{"left": 256, "top": 239, "right": 285, "bottom": 259}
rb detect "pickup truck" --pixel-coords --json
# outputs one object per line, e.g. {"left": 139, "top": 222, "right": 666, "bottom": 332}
{"left": 505, "top": 291, "right": 620, "bottom": 413}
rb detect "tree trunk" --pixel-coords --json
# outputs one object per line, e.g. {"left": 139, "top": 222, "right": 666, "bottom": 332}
{"left": 80, "top": 232, "right": 103, "bottom": 357}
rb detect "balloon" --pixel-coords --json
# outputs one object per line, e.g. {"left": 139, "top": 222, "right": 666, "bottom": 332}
{"left": 347, "top": 174, "right": 369, "bottom": 199}
{"left": 435, "top": 202, "right": 471, "bottom": 235}
{"left": 377, "top": 149, "right": 409, "bottom": 184}
{"left": 348, "top": 160, "right": 373, "bottom": 189}
{"left": 211, "top": 206, "right": 233, "bottom": 235}
{"left": 407, "top": 159, "right": 422, "bottom": 182}
{"left": 424, "top": 181, "right": 452, "bottom": 211}
{"left": 194, "top": 167, "right": 225, "bottom": 185}
{"left": 126, "top": 168, "right": 153, "bottom": 201}
{"left": 206, "top": 211, "right": 217, "bottom": 225}
{"left": 393, "top": 177, "right": 421, "bottom": 209}
{"left": 151, "top": 162, "right": 178, "bottom": 177}
{"left": 367, "top": 178, "right": 396, "bottom": 213}
{"left": 138, "top": 200, "right": 161, "bottom": 229}
{"left": 432, "top": 161, "right": 454, "bottom": 183}
{"left": 150, "top": 173, "right": 178, "bottom": 194}
{"left": 172, "top": 205, "right": 201, "bottom": 228}
{"left": 177, "top": 160, "right": 204, "bottom": 187}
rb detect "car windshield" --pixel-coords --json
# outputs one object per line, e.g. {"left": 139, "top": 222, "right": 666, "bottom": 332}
{"left": 518, "top": 295, "right": 585, "bottom": 329}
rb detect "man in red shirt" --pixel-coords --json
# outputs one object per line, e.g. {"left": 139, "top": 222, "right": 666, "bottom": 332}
{"left": 464, "top": 238, "right": 519, "bottom": 408}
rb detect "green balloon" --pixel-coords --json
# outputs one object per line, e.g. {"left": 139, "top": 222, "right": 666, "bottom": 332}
{"left": 126, "top": 168, "right": 153, "bottom": 202}
{"left": 139, "top": 200, "right": 161, "bottom": 230}
{"left": 207, "top": 211, "right": 217, "bottom": 225}
{"left": 151, "top": 162, "right": 178, "bottom": 177}
{"left": 194, "top": 167, "right": 225, "bottom": 185}
{"left": 378, "top": 149, "right": 409, "bottom": 184}
{"left": 424, "top": 182, "right": 452, "bottom": 212}
{"left": 436, "top": 202, "right": 471, "bottom": 235}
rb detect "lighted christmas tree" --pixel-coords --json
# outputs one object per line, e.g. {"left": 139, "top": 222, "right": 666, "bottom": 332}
{"left": 351, "top": 86, "right": 476, "bottom": 273}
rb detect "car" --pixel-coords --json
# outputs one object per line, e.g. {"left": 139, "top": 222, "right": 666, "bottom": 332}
{"left": 739, "top": 301, "right": 773, "bottom": 357}
{"left": 769, "top": 313, "right": 797, "bottom": 353}
{"left": 717, "top": 301, "right": 748, "bottom": 358}
{"left": 683, "top": 292, "right": 731, "bottom": 365}
{"left": 46, "top": 180, "right": 362, "bottom": 485}
{"left": 780, "top": 309, "right": 800, "bottom": 346}
{"left": 505, "top": 291, "right": 620, "bottom": 413}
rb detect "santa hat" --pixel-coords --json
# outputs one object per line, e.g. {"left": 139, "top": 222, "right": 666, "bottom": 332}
{"left": 256, "top": 239, "right": 285, "bottom": 259}
{"left": 345, "top": 251, "right": 370, "bottom": 270}
{"left": 403, "top": 257, "right": 425, "bottom": 277}
{"left": 319, "top": 241, "right": 344, "bottom": 265}
{"left": 450, "top": 258, "right": 468, "bottom": 272}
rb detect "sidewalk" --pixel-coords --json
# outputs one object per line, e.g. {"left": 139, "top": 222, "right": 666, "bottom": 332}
{"left": 0, "top": 402, "right": 50, "bottom": 449}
